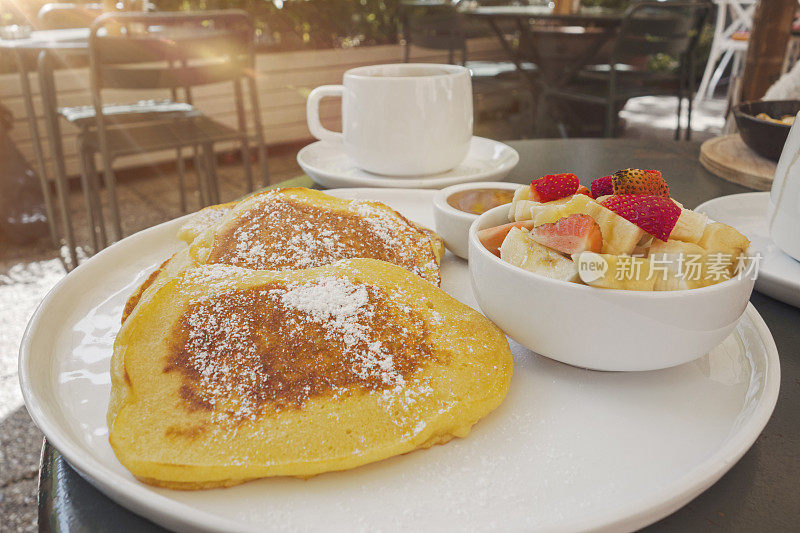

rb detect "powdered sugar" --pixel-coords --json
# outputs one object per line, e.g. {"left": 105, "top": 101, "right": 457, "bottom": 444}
{"left": 204, "top": 191, "right": 440, "bottom": 284}
{"left": 168, "top": 274, "right": 434, "bottom": 423}
{"left": 281, "top": 277, "right": 407, "bottom": 388}
{"left": 180, "top": 205, "right": 232, "bottom": 242}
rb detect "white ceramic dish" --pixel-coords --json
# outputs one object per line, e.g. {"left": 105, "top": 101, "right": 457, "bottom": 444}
{"left": 296, "top": 136, "right": 519, "bottom": 189}
{"left": 468, "top": 204, "right": 758, "bottom": 372}
{"left": 20, "top": 189, "right": 780, "bottom": 532}
{"left": 696, "top": 192, "right": 800, "bottom": 308}
{"left": 432, "top": 181, "right": 519, "bottom": 259}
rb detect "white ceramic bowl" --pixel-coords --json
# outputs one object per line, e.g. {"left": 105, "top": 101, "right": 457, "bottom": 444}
{"left": 433, "top": 181, "right": 520, "bottom": 259}
{"left": 468, "top": 205, "right": 758, "bottom": 371}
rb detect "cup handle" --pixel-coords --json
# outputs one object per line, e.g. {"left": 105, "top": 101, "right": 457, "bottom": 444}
{"left": 307, "top": 85, "right": 344, "bottom": 143}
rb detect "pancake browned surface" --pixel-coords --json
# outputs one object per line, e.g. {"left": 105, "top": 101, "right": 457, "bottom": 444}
{"left": 108, "top": 259, "right": 512, "bottom": 489}
{"left": 123, "top": 189, "right": 444, "bottom": 326}
{"left": 189, "top": 188, "right": 442, "bottom": 284}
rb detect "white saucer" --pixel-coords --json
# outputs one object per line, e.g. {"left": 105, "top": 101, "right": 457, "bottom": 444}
{"left": 696, "top": 192, "right": 800, "bottom": 308}
{"left": 296, "top": 136, "right": 519, "bottom": 189}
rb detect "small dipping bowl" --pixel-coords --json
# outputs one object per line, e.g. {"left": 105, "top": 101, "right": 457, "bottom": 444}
{"left": 433, "top": 181, "right": 519, "bottom": 259}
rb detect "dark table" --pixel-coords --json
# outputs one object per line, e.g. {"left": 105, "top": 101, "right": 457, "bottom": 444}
{"left": 37, "top": 139, "right": 799, "bottom": 531}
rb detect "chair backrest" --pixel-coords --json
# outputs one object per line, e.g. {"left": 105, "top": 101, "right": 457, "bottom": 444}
{"left": 712, "top": 0, "right": 757, "bottom": 42}
{"left": 88, "top": 10, "right": 255, "bottom": 92}
{"left": 38, "top": 3, "right": 103, "bottom": 30}
{"left": 611, "top": 0, "right": 711, "bottom": 66}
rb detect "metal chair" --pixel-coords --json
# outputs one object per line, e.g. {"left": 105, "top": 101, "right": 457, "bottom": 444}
{"left": 695, "top": 0, "right": 756, "bottom": 103}
{"left": 37, "top": 3, "right": 104, "bottom": 30}
{"left": 538, "top": 0, "right": 711, "bottom": 139}
{"left": 40, "top": 4, "right": 202, "bottom": 252}
{"left": 399, "top": 1, "right": 536, "bottom": 78}
{"left": 75, "top": 10, "right": 268, "bottom": 247}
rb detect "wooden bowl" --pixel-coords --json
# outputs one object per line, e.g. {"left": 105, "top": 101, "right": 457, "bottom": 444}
{"left": 733, "top": 100, "right": 800, "bottom": 161}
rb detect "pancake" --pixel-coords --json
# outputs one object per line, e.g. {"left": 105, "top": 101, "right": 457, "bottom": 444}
{"left": 177, "top": 202, "right": 235, "bottom": 245}
{"left": 108, "top": 258, "right": 513, "bottom": 489}
{"left": 122, "top": 189, "right": 444, "bottom": 326}
{"left": 176, "top": 197, "right": 444, "bottom": 264}
{"left": 121, "top": 249, "right": 191, "bottom": 324}
{"left": 188, "top": 188, "right": 442, "bottom": 284}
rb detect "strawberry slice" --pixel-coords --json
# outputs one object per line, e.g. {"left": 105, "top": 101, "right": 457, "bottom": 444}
{"left": 576, "top": 185, "right": 591, "bottom": 197}
{"left": 599, "top": 194, "right": 680, "bottom": 241}
{"left": 530, "top": 173, "right": 580, "bottom": 202}
{"left": 478, "top": 220, "right": 536, "bottom": 256}
{"left": 612, "top": 169, "right": 670, "bottom": 197}
{"left": 528, "top": 214, "right": 603, "bottom": 255}
{"left": 590, "top": 175, "right": 613, "bottom": 198}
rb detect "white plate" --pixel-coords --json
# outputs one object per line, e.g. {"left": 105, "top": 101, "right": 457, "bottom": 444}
{"left": 696, "top": 192, "right": 800, "bottom": 308}
{"left": 20, "top": 189, "right": 780, "bottom": 533}
{"left": 296, "top": 137, "right": 519, "bottom": 189}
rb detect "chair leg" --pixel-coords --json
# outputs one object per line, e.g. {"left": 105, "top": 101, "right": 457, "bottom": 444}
{"left": 203, "top": 144, "right": 220, "bottom": 204}
{"left": 675, "top": 86, "right": 683, "bottom": 141}
{"left": 695, "top": 44, "right": 720, "bottom": 104}
{"left": 707, "top": 48, "right": 734, "bottom": 100}
{"left": 604, "top": 101, "right": 616, "bottom": 138}
{"left": 175, "top": 147, "right": 187, "bottom": 214}
{"left": 192, "top": 145, "right": 210, "bottom": 207}
{"left": 605, "top": 73, "right": 618, "bottom": 138}
{"left": 233, "top": 79, "right": 255, "bottom": 192}
{"left": 534, "top": 90, "right": 549, "bottom": 138}
{"left": 245, "top": 76, "right": 270, "bottom": 188}
{"left": 85, "top": 151, "right": 106, "bottom": 248}
{"left": 686, "top": 55, "right": 695, "bottom": 141}
{"left": 257, "top": 141, "right": 270, "bottom": 188}
{"left": 99, "top": 152, "right": 122, "bottom": 241}
{"left": 239, "top": 138, "right": 254, "bottom": 193}
{"left": 77, "top": 148, "right": 99, "bottom": 253}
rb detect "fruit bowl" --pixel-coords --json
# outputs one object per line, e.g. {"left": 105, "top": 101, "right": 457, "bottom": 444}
{"left": 468, "top": 205, "right": 757, "bottom": 372}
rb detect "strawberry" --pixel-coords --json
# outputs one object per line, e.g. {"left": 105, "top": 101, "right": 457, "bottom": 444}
{"left": 576, "top": 185, "right": 591, "bottom": 197}
{"left": 590, "top": 175, "right": 613, "bottom": 198}
{"left": 528, "top": 214, "right": 603, "bottom": 255}
{"left": 599, "top": 194, "right": 680, "bottom": 241}
{"left": 612, "top": 169, "right": 670, "bottom": 197}
{"left": 530, "top": 173, "right": 580, "bottom": 203}
{"left": 478, "top": 220, "right": 536, "bottom": 256}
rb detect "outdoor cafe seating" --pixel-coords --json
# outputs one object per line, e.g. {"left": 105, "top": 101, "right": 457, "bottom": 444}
{"left": 1, "top": 1, "right": 799, "bottom": 531}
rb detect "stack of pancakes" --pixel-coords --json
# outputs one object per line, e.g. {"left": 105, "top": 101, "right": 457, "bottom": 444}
{"left": 109, "top": 188, "right": 513, "bottom": 489}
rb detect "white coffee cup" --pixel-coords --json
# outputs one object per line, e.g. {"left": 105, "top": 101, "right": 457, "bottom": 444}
{"left": 306, "top": 63, "right": 473, "bottom": 176}
{"left": 768, "top": 111, "right": 800, "bottom": 261}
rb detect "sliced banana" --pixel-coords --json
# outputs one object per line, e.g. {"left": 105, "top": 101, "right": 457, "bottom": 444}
{"left": 500, "top": 227, "right": 578, "bottom": 282}
{"left": 670, "top": 208, "right": 708, "bottom": 243}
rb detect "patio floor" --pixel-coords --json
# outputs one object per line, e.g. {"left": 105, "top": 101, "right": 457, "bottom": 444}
{"left": 0, "top": 95, "right": 726, "bottom": 531}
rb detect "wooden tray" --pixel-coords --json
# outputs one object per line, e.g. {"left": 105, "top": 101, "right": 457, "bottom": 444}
{"left": 699, "top": 134, "right": 776, "bottom": 191}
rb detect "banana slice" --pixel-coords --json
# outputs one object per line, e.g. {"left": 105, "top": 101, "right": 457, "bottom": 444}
{"left": 670, "top": 208, "right": 708, "bottom": 243}
{"left": 500, "top": 227, "right": 578, "bottom": 282}
{"left": 697, "top": 222, "right": 750, "bottom": 276}
{"left": 648, "top": 240, "right": 720, "bottom": 290}
{"left": 508, "top": 184, "right": 533, "bottom": 220}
